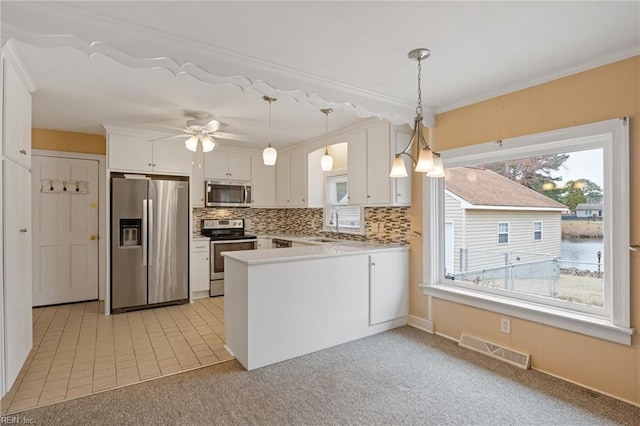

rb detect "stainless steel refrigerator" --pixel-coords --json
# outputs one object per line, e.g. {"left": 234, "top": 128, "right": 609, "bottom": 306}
{"left": 110, "top": 174, "right": 189, "bottom": 313}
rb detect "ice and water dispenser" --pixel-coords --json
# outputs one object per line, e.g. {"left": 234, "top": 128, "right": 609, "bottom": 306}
{"left": 119, "top": 218, "right": 142, "bottom": 247}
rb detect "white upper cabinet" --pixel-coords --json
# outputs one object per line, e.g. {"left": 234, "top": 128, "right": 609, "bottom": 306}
{"left": 276, "top": 151, "right": 291, "bottom": 206}
{"left": 290, "top": 147, "right": 308, "bottom": 206}
{"left": 275, "top": 147, "right": 317, "bottom": 208}
{"left": 3, "top": 56, "right": 32, "bottom": 169}
{"left": 348, "top": 121, "right": 411, "bottom": 207}
{"left": 250, "top": 154, "right": 276, "bottom": 207}
{"left": 204, "top": 150, "right": 251, "bottom": 181}
{"left": 107, "top": 130, "right": 192, "bottom": 175}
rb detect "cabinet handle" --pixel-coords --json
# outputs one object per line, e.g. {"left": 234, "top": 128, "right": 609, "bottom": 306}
{"left": 153, "top": 163, "right": 157, "bottom": 167}
{"left": 19, "top": 149, "right": 27, "bottom": 155}
{"left": 302, "top": 198, "right": 305, "bottom": 202}
{"left": 19, "top": 228, "right": 27, "bottom": 233}
{"left": 367, "top": 195, "right": 371, "bottom": 198}
{"left": 371, "top": 262, "right": 376, "bottom": 266}
{"left": 397, "top": 193, "right": 402, "bottom": 197}
{"left": 148, "top": 163, "right": 152, "bottom": 166}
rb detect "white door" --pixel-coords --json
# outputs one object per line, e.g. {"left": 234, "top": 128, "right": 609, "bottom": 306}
{"left": 32, "top": 156, "right": 99, "bottom": 306}
{"left": 445, "top": 221, "right": 454, "bottom": 276}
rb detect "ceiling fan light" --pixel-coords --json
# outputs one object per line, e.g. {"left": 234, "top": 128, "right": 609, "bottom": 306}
{"left": 185, "top": 135, "right": 199, "bottom": 152}
{"left": 320, "top": 150, "right": 334, "bottom": 171}
{"left": 415, "top": 147, "right": 434, "bottom": 173}
{"left": 263, "top": 145, "right": 277, "bottom": 165}
{"left": 389, "top": 155, "right": 408, "bottom": 178}
{"left": 427, "top": 155, "right": 445, "bottom": 178}
{"left": 201, "top": 136, "right": 215, "bottom": 152}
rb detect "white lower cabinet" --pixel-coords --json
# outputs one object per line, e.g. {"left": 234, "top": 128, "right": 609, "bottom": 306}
{"left": 191, "top": 239, "right": 210, "bottom": 297}
{"left": 368, "top": 251, "right": 409, "bottom": 325}
{"left": 257, "top": 237, "right": 272, "bottom": 249}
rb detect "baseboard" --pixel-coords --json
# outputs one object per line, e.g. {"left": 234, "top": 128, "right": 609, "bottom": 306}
{"left": 408, "top": 315, "right": 434, "bottom": 333}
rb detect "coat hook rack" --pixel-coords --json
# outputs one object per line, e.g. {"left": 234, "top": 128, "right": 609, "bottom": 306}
{"left": 41, "top": 179, "right": 88, "bottom": 194}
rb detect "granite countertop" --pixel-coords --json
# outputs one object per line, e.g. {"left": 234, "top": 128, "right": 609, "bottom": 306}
{"left": 222, "top": 238, "right": 407, "bottom": 265}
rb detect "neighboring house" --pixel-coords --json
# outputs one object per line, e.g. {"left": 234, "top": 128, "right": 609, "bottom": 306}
{"left": 575, "top": 203, "right": 603, "bottom": 219}
{"left": 444, "top": 167, "right": 568, "bottom": 275}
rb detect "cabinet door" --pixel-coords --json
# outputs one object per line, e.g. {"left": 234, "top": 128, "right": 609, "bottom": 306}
{"left": 290, "top": 147, "right": 308, "bottom": 206}
{"left": 257, "top": 237, "right": 272, "bottom": 249}
{"left": 108, "top": 134, "right": 153, "bottom": 172}
{"left": 276, "top": 151, "right": 291, "bottom": 206}
{"left": 3, "top": 57, "right": 31, "bottom": 168}
{"left": 228, "top": 152, "right": 251, "bottom": 181}
{"left": 393, "top": 131, "right": 412, "bottom": 206}
{"left": 369, "top": 251, "right": 408, "bottom": 326}
{"left": 191, "top": 251, "right": 210, "bottom": 293}
{"left": 191, "top": 151, "right": 205, "bottom": 207}
{"left": 3, "top": 161, "right": 32, "bottom": 388}
{"left": 204, "top": 150, "right": 229, "bottom": 180}
{"left": 251, "top": 155, "right": 276, "bottom": 207}
{"left": 366, "top": 122, "right": 392, "bottom": 205}
{"left": 152, "top": 140, "right": 193, "bottom": 174}
{"left": 347, "top": 129, "right": 368, "bottom": 205}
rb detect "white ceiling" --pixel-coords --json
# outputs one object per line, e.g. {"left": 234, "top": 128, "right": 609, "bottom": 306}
{"left": 1, "top": 1, "right": 639, "bottom": 150}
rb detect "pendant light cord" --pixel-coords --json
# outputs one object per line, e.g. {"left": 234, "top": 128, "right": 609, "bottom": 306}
{"left": 268, "top": 98, "right": 272, "bottom": 147}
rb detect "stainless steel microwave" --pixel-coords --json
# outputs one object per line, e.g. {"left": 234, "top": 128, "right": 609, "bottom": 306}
{"left": 205, "top": 180, "right": 252, "bottom": 207}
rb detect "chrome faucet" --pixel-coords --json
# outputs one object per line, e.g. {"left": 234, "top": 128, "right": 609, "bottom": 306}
{"left": 330, "top": 208, "right": 340, "bottom": 237}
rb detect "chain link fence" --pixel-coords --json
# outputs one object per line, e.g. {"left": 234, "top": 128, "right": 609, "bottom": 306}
{"left": 451, "top": 249, "right": 604, "bottom": 307}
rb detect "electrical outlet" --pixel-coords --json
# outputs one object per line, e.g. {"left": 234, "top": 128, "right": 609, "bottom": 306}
{"left": 500, "top": 318, "right": 511, "bottom": 334}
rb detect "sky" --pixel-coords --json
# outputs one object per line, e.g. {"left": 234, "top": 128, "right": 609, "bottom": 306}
{"left": 555, "top": 148, "right": 603, "bottom": 188}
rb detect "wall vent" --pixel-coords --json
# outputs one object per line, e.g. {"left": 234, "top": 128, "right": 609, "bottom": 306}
{"left": 459, "top": 333, "right": 531, "bottom": 370}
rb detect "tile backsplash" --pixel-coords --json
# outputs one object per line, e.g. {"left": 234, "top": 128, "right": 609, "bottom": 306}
{"left": 193, "top": 206, "right": 411, "bottom": 244}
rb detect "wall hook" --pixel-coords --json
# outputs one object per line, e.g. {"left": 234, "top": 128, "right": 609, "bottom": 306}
{"left": 62, "top": 181, "right": 67, "bottom": 191}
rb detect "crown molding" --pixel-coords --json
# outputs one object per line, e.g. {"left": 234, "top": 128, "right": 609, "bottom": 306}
{"left": 436, "top": 46, "right": 640, "bottom": 115}
{"left": 2, "top": 2, "right": 430, "bottom": 126}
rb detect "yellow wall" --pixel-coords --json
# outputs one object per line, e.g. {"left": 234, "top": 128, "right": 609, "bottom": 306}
{"left": 32, "top": 128, "right": 106, "bottom": 155}
{"left": 410, "top": 56, "right": 640, "bottom": 404}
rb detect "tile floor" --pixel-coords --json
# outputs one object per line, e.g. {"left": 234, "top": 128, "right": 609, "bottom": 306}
{"left": 1, "top": 297, "right": 232, "bottom": 415}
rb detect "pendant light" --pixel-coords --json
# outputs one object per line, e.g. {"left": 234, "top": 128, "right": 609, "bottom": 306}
{"left": 320, "top": 108, "right": 334, "bottom": 171}
{"left": 390, "top": 48, "right": 443, "bottom": 179}
{"left": 262, "top": 95, "right": 278, "bottom": 165}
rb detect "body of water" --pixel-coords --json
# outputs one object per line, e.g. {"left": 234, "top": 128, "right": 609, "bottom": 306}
{"left": 561, "top": 238, "right": 604, "bottom": 265}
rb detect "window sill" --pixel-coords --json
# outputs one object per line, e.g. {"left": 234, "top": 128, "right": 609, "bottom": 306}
{"left": 421, "top": 283, "right": 633, "bottom": 345}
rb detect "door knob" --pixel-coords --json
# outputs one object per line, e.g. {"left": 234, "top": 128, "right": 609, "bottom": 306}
{"left": 90, "top": 234, "right": 99, "bottom": 240}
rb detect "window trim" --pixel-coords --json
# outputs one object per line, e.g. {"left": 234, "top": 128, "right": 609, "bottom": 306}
{"left": 421, "top": 118, "right": 632, "bottom": 345}
{"left": 497, "top": 222, "right": 509, "bottom": 245}
{"left": 533, "top": 221, "right": 543, "bottom": 241}
{"left": 323, "top": 169, "right": 365, "bottom": 235}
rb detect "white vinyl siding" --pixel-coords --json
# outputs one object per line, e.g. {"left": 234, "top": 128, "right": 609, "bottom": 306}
{"left": 444, "top": 193, "right": 464, "bottom": 272}
{"left": 461, "top": 211, "right": 561, "bottom": 272}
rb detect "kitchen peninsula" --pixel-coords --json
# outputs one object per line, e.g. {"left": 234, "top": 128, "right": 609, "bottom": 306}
{"left": 223, "top": 242, "right": 409, "bottom": 370}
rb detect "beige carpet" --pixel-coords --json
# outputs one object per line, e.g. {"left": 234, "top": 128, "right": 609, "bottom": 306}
{"left": 3, "top": 326, "right": 640, "bottom": 425}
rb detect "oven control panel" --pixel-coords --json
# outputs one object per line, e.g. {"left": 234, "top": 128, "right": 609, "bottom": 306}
{"left": 202, "top": 219, "right": 244, "bottom": 230}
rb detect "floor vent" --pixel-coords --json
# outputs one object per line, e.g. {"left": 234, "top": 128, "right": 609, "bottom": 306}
{"left": 459, "top": 333, "right": 531, "bottom": 370}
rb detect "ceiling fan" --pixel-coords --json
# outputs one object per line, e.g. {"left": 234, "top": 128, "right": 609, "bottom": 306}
{"left": 150, "top": 111, "right": 251, "bottom": 152}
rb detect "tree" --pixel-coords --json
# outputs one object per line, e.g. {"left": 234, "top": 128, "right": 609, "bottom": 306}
{"left": 563, "top": 180, "right": 588, "bottom": 212}
{"left": 581, "top": 179, "right": 603, "bottom": 203}
{"left": 480, "top": 153, "right": 569, "bottom": 198}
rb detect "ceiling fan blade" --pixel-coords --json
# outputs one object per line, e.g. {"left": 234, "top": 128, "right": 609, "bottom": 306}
{"left": 149, "top": 134, "right": 187, "bottom": 142}
{"left": 145, "top": 123, "right": 187, "bottom": 132}
{"left": 201, "top": 119, "right": 228, "bottom": 132}
{"left": 212, "top": 132, "right": 252, "bottom": 142}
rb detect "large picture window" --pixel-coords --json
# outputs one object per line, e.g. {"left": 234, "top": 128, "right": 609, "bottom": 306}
{"left": 422, "top": 118, "right": 631, "bottom": 345}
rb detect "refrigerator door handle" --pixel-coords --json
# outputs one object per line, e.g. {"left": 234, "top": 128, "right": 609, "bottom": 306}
{"left": 148, "top": 199, "right": 154, "bottom": 266}
{"left": 142, "top": 199, "right": 148, "bottom": 266}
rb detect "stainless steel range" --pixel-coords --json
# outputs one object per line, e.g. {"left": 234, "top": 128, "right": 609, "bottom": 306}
{"left": 201, "top": 219, "right": 257, "bottom": 296}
